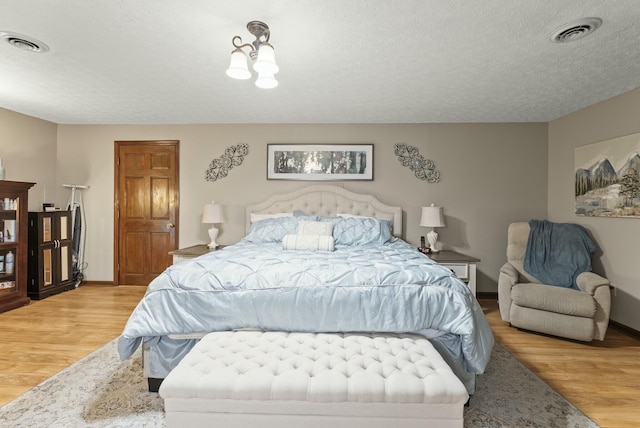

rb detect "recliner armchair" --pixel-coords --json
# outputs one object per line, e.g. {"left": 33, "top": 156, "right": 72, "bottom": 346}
{"left": 498, "top": 222, "right": 611, "bottom": 341}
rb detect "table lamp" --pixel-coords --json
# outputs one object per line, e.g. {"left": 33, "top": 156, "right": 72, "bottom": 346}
{"left": 202, "top": 202, "right": 225, "bottom": 249}
{"left": 420, "top": 204, "right": 445, "bottom": 253}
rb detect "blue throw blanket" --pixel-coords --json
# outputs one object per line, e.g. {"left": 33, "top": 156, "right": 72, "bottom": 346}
{"left": 524, "top": 220, "right": 596, "bottom": 289}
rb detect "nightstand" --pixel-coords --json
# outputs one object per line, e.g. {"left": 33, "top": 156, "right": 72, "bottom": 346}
{"left": 168, "top": 244, "right": 225, "bottom": 264}
{"left": 428, "top": 250, "right": 480, "bottom": 296}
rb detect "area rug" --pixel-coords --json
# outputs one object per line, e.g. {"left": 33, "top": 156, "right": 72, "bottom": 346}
{"left": 0, "top": 339, "right": 599, "bottom": 428}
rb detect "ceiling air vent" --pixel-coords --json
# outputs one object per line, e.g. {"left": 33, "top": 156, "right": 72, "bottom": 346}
{"left": 550, "top": 18, "right": 602, "bottom": 43}
{"left": 0, "top": 31, "right": 49, "bottom": 52}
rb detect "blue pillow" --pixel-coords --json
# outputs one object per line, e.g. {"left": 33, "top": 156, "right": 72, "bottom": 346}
{"left": 244, "top": 217, "right": 299, "bottom": 243}
{"left": 292, "top": 211, "right": 320, "bottom": 222}
{"left": 331, "top": 217, "right": 392, "bottom": 246}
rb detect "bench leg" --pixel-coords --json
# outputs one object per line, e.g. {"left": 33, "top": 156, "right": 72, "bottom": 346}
{"left": 148, "top": 377, "right": 164, "bottom": 392}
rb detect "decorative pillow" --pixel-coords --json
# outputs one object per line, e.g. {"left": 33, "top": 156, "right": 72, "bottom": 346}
{"left": 293, "top": 214, "right": 321, "bottom": 222}
{"left": 249, "top": 212, "right": 293, "bottom": 223}
{"left": 332, "top": 217, "right": 392, "bottom": 246}
{"left": 244, "top": 217, "right": 299, "bottom": 242}
{"left": 292, "top": 210, "right": 320, "bottom": 219}
{"left": 282, "top": 234, "right": 335, "bottom": 251}
{"left": 297, "top": 220, "right": 334, "bottom": 236}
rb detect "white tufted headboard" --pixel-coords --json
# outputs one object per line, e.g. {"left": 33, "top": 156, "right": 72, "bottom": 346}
{"left": 246, "top": 185, "right": 403, "bottom": 237}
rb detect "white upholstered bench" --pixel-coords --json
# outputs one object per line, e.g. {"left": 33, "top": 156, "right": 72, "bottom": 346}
{"left": 159, "top": 331, "right": 469, "bottom": 428}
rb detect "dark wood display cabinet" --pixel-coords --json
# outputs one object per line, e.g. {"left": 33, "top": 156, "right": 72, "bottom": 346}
{"left": 0, "top": 180, "right": 35, "bottom": 314}
{"left": 27, "top": 210, "right": 75, "bottom": 300}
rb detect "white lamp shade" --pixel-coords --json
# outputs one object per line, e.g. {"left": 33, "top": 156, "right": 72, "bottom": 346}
{"left": 253, "top": 43, "right": 279, "bottom": 75}
{"left": 226, "top": 49, "right": 251, "bottom": 80}
{"left": 420, "top": 204, "right": 445, "bottom": 228}
{"left": 202, "top": 202, "right": 225, "bottom": 224}
{"left": 255, "top": 71, "right": 278, "bottom": 89}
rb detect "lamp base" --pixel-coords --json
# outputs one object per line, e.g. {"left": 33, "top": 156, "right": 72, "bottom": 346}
{"left": 426, "top": 230, "right": 440, "bottom": 253}
{"left": 207, "top": 226, "right": 220, "bottom": 249}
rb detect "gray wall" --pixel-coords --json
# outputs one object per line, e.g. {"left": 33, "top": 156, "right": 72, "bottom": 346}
{"left": 549, "top": 87, "right": 640, "bottom": 331}
{"left": 0, "top": 108, "right": 57, "bottom": 211}
{"left": 56, "top": 123, "right": 548, "bottom": 292}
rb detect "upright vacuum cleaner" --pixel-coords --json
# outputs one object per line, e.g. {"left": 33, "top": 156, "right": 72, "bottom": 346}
{"left": 63, "top": 184, "right": 89, "bottom": 287}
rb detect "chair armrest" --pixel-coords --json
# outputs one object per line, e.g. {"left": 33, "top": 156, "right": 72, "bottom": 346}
{"left": 576, "top": 271, "right": 610, "bottom": 295}
{"left": 499, "top": 263, "right": 519, "bottom": 286}
{"left": 577, "top": 271, "right": 611, "bottom": 341}
{"left": 498, "top": 262, "right": 519, "bottom": 322}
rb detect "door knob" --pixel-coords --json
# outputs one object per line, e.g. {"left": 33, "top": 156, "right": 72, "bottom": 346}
{"left": 167, "top": 223, "right": 175, "bottom": 228}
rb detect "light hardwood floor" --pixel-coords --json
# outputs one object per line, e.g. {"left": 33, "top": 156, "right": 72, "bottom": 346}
{"left": 0, "top": 285, "right": 146, "bottom": 406}
{"left": 0, "top": 286, "right": 638, "bottom": 427}
{"left": 482, "top": 299, "right": 640, "bottom": 428}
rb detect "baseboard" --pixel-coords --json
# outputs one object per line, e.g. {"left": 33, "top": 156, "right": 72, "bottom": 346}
{"left": 476, "top": 291, "right": 640, "bottom": 340}
{"left": 79, "top": 280, "right": 115, "bottom": 287}
{"left": 609, "top": 320, "right": 640, "bottom": 340}
{"left": 477, "top": 291, "right": 497, "bottom": 300}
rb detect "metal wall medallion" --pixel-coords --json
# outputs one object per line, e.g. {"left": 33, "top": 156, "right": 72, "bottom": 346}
{"left": 394, "top": 143, "right": 440, "bottom": 183}
{"left": 205, "top": 144, "right": 249, "bottom": 181}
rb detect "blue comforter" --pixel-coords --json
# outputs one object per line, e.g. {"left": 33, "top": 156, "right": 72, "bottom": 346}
{"left": 118, "top": 239, "right": 493, "bottom": 375}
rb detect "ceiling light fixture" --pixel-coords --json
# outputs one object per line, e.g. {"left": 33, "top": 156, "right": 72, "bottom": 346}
{"left": 0, "top": 31, "right": 49, "bottom": 53}
{"left": 226, "top": 21, "right": 278, "bottom": 89}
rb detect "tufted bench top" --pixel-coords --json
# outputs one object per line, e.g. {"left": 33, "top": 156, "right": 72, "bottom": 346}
{"left": 160, "top": 331, "right": 468, "bottom": 427}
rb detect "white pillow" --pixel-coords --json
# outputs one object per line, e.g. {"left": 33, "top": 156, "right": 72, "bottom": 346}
{"left": 297, "top": 220, "right": 334, "bottom": 236}
{"left": 282, "top": 234, "right": 335, "bottom": 251}
{"left": 250, "top": 212, "right": 293, "bottom": 223}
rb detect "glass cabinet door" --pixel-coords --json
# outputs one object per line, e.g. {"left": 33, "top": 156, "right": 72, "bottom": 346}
{"left": 42, "top": 248, "right": 53, "bottom": 286}
{"left": 58, "top": 213, "right": 69, "bottom": 240}
{"left": 0, "top": 195, "right": 18, "bottom": 292}
{"left": 60, "top": 245, "right": 70, "bottom": 282}
{"left": 42, "top": 216, "right": 52, "bottom": 243}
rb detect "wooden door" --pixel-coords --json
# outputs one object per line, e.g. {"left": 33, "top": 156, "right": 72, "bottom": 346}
{"left": 114, "top": 141, "right": 179, "bottom": 285}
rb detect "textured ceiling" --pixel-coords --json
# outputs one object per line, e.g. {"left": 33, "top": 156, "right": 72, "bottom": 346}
{"left": 1, "top": 0, "right": 639, "bottom": 124}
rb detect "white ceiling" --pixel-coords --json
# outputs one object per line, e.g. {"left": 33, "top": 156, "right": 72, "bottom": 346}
{"left": 1, "top": 0, "right": 639, "bottom": 125}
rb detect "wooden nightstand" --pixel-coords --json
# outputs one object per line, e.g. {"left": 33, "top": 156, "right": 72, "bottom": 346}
{"left": 428, "top": 250, "right": 480, "bottom": 296}
{"left": 168, "top": 244, "right": 225, "bottom": 264}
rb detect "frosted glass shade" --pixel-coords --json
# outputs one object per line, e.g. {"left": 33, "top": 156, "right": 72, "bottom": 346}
{"left": 253, "top": 43, "right": 279, "bottom": 75}
{"left": 255, "top": 72, "right": 278, "bottom": 89}
{"left": 226, "top": 49, "right": 251, "bottom": 80}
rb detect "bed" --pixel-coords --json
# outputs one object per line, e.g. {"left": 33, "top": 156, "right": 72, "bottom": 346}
{"left": 117, "top": 185, "right": 494, "bottom": 395}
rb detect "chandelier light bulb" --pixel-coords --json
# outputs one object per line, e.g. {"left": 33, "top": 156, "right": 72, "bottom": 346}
{"left": 255, "top": 72, "right": 278, "bottom": 89}
{"left": 226, "top": 48, "right": 251, "bottom": 80}
{"left": 253, "top": 43, "right": 279, "bottom": 75}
